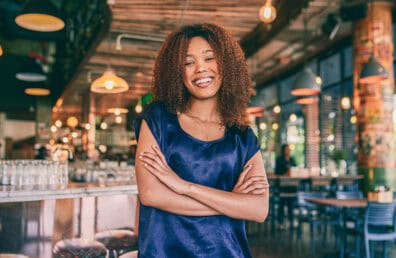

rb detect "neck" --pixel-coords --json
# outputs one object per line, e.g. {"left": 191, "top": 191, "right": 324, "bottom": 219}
{"left": 185, "top": 98, "right": 220, "bottom": 122}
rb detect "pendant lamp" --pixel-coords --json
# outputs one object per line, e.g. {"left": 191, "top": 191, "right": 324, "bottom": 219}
{"left": 15, "top": 0, "right": 65, "bottom": 32}
{"left": 90, "top": 68, "right": 129, "bottom": 94}
{"left": 296, "top": 96, "right": 319, "bottom": 105}
{"left": 358, "top": 1, "right": 388, "bottom": 84}
{"left": 359, "top": 56, "right": 388, "bottom": 84}
{"left": 25, "top": 87, "right": 50, "bottom": 96}
{"left": 16, "top": 58, "right": 47, "bottom": 82}
{"left": 291, "top": 5, "right": 322, "bottom": 96}
{"left": 91, "top": 35, "right": 129, "bottom": 94}
{"left": 291, "top": 68, "right": 321, "bottom": 96}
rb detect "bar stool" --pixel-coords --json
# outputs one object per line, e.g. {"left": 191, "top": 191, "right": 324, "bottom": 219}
{"left": 119, "top": 251, "right": 138, "bottom": 258}
{"left": 53, "top": 238, "right": 107, "bottom": 258}
{"left": 0, "top": 254, "right": 29, "bottom": 258}
{"left": 95, "top": 229, "right": 137, "bottom": 258}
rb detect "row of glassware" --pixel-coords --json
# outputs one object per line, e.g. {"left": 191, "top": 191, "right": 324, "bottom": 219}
{"left": 0, "top": 159, "right": 68, "bottom": 188}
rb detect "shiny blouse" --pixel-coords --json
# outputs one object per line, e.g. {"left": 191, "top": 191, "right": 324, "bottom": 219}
{"left": 134, "top": 101, "right": 260, "bottom": 258}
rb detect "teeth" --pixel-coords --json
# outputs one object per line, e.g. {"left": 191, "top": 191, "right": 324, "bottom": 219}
{"left": 195, "top": 77, "right": 212, "bottom": 84}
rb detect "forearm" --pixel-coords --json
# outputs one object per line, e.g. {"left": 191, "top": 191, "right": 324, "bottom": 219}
{"left": 139, "top": 178, "right": 220, "bottom": 216}
{"left": 186, "top": 183, "right": 269, "bottom": 222}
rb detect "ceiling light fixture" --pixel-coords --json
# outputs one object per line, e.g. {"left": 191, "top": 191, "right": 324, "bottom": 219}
{"left": 91, "top": 35, "right": 128, "bottom": 94}
{"left": 15, "top": 0, "right": 65, "bottom": 32}
{"left": 341, "top": 96, "right": 351, "bottom": 110}
{"left": 24, "top": 87, "right": 50, "bottom": 96}
{"left": 16, "top": 59, "right": 47, "bottom": 82}
{"left": 359, "top": 0, "right": 388, "bottom": 84}
{"left": 296, "top": 96, "right": 319, "bottom": 105}
{"left": 291, "top": 5, "right": 322, "bottom": 96}
{"left": 135, "top": 98, "right": 143, "bottom": 113}
{"left": 90, "top": 68, "right": 129, "bottom": 94}
{"left": 259, "top": 0, "right": 277, "bottom": 24}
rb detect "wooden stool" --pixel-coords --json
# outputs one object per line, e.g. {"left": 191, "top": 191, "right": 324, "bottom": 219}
{"left": 95, "top": 229, "right": 137, "bottom": 258}
{"left": 53, "top": 238, "right": 107, "bottom": 258}
{"left": 119, "top": 250, "right": 138, "bottom": 258}
{"left": 0, "top": 254, "right": 29, "bottom": 258}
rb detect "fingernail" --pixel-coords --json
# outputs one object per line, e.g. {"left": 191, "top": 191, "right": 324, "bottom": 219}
{"left": 144, "top": 163, "right": 147, "bottom": 167}
{"left": 139, "top": 155, "right": 143, "bottom": 159}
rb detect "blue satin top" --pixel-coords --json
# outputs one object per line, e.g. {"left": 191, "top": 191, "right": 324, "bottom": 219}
{"left": 134, "top": 101, "right": 260, "bottom": 258}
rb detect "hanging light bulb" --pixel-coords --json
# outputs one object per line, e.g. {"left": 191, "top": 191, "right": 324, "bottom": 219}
{"left": 55, "top": 120, "right": 62, "bottom": 128}
{"left": 0, "top": 44, "right": 3, "bottom": 56}
{"left": 115, "top": 116, "right": 122, "bottom": 124}
{"left": 91, "top": 68, "right": 129, "bottom": 94}
{"left": 273, "top": 105, "right": 281, "bottom": 114}
{"left": 135, "top": 98, "right": 143, "bottom": 113}
{"left": 259, "top": 122, "right": 267, "bottom": 130}
{"left": 259, "top": 0, "right": 277, "bottom": 24}
{"left": 341, "top": 96, "right": 351, "bottom": 110}
{"left": 100, "top": 122, "right": 108, "bottom": 130}
{"left": 66, "top": 116, "right": 79, "bottom": 128}
{"left": 289, "top": 113, "right": 297, "bottom": 122}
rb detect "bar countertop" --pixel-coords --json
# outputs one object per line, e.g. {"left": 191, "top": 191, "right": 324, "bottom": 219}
{"left": 0, "top": 181, "right": 138, "bottom": 203}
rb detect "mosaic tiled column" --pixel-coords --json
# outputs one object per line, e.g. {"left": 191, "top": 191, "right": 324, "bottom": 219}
{"left": 353, "top": 1, "right": 395, "bottom": 192}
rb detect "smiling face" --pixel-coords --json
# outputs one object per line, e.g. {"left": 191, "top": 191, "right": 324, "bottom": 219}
{"left": 183, "top": 36, "right": 222, "bottom": 101}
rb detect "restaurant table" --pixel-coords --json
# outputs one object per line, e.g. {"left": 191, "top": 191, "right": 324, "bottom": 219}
{"left": 306, "top": 198, "right": 396, "bottom": 258}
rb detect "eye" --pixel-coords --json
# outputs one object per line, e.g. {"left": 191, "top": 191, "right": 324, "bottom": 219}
{"left": 184, "top": 60, "right": 194, "bottom": 66}
{"left": 205, "top": 56, "right": 215, "bottom": 62}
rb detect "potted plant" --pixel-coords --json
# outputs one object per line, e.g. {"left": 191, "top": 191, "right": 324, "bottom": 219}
{"left": 328, "top": 149, "right": 348, "bottom": 175}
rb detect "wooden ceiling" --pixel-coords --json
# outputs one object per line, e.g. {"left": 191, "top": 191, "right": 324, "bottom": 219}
{"left": 55, "top": 0, "right": 350, "bottom": 122}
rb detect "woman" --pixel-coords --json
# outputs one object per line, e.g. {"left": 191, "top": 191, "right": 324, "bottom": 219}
{"left": 134, "top": 23, "right": 269, "bottom": 258}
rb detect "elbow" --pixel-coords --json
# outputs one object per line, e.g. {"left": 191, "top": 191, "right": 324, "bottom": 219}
{"left": 251, "top": 200, "right": 269, "bottom": 223}
{"left": 253, "top": 208, "right": 269, "bottom": 223}
{"left": 139, "top": 188, "right": 156, "bottom": 207}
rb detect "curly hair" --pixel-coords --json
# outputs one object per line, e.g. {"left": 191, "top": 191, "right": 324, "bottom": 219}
{"left": 153, "top": 23, "right": 252, "bottom": 127}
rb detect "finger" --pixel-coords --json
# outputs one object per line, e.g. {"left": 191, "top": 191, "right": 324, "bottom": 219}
{"left": 238, "top": 177, "right": 266, "bottom": 190}
{"left": 241, "top": 183, "right": 266, "bottom": 194}
{"left": 139, "top": 155, "right": 166, "bottom": 174}
{"left": 151, "top": 145, "right": 168, "bottom": 167}
{"left": 250, "top": 188, "right": 267, "bottom": 195}
{"left": 140, "top": 152, "right": 167, "bottom": 170}
{"left": 240, "top": 182, "right": 269, "bottom": 194}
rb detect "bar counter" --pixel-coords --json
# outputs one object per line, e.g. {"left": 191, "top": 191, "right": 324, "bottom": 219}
{"left": 0, "top": 181, "right": 138, "bottom": 203}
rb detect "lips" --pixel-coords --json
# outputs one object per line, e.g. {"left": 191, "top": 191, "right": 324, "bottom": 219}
{"left": 192, "top": 76, "right": 214, "bottom": 88}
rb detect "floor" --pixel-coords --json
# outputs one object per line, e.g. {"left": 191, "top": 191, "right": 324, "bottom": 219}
{"left": 12, "top": 221, "right": 396, "bottom": 258}
{"left": 2, "top": 200, "right": 395, "bottom": 258}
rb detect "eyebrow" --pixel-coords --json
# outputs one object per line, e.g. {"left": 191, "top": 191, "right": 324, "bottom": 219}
{"left": 186, "top": 49, "right": 214, "bottom": 57}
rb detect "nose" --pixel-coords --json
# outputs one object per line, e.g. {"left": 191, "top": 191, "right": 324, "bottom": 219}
{"left": 195, "top": 59, "right": 207, "bottom": 73}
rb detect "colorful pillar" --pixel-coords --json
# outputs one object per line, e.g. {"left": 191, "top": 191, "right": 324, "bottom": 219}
{"left": 353, "top": 1, "right": 395, "bottom": 193}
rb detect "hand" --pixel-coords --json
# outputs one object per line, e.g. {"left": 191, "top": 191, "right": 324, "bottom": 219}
{"left": 233, "top": 164, "right": 269, "bottom": 195}
{"left": 139, "top": 145, "right": 190, "bottom": 195}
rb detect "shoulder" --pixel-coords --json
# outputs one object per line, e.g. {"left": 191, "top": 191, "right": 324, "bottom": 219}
{"left": 142, "top": 101, "right": 168, "bottom": 116}
{"left": 229, "top": 125, "right": 257, "bottom": 141}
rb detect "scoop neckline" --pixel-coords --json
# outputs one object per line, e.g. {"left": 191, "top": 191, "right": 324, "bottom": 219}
{"left": 173, "top": 112, "right": 227, "bottom": 144}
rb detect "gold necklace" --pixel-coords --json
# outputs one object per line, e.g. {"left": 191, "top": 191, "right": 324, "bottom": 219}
{"left": 183, "top": 112, "right": 224, "bottom": 130}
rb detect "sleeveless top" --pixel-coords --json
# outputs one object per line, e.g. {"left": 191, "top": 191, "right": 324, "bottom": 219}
{"left": 133, "top": 101, "right": 260, "bottom": 258}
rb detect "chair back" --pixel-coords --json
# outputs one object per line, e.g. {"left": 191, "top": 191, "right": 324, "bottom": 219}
{"left": 365, "top": 202, "right": 396, "bottom": 229}
{"left": 336, "top": 191, "right": 363, "bottom": 199}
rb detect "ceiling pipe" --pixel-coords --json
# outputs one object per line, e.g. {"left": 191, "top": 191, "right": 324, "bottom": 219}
{"left": 115, "top": 33, "right": 163, "bottom": 51}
